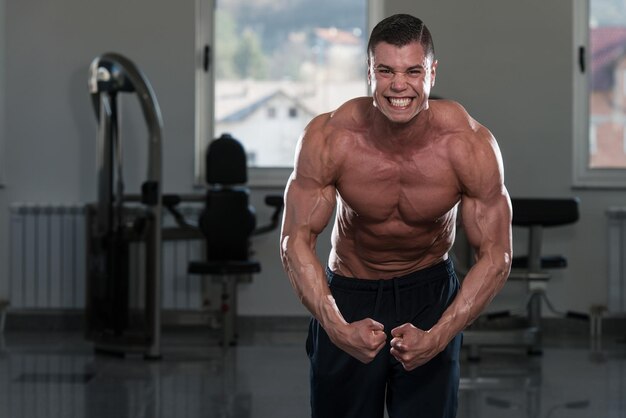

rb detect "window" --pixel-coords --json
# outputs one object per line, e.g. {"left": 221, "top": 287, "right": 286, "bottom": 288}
{"left": 195, "top": 0, "right": 383, "bottom": 186}
{"left": 574, "top": 0, "right": 626, "bottom": 187}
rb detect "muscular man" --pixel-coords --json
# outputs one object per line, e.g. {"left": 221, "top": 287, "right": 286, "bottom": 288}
{"left": 280, "top": 14, "right": 512, "bottom": 418}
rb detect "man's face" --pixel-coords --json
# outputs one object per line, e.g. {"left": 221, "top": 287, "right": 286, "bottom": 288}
{"left": 368, "top": 41, "right": 437, "bottom": 124}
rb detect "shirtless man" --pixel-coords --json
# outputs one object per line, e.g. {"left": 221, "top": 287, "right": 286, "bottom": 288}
{"left": 280, "top": 14, "right": 512, "bottom": 418}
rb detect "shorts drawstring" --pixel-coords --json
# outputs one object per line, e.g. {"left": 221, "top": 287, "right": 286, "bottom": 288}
{"left": 373, "top": 278, "right": 401, "bottom": 323}
{"left": 393, "top": 278, "right": 401, "bottom": 323}
{"left": 374, "top": 280, "right": 383, "bottom": 317}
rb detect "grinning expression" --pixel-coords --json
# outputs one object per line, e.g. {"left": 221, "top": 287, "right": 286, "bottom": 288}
{"left": 368, "top": 41, "right": 437, "bottom": 125}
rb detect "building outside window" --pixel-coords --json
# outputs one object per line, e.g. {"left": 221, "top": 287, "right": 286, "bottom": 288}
{"left": 210, "top": 0, "right": 371, "bottom": 172}
{"left": 574, "top": 0, "right": 626, "bottom": 187}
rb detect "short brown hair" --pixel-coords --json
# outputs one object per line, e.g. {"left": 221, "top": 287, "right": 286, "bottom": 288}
{"left": 367, "top": 14, "right": 435, "bottom": 63}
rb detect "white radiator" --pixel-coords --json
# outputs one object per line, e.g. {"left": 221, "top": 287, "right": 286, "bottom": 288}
{"left": 9, "top": 204, "right": 86, "bottom": 309}
{"left": 607, "top": 207, "right": 626, "bottom": 314}
{"left": 9, "top": 203, "right": 207, "bottom": 310}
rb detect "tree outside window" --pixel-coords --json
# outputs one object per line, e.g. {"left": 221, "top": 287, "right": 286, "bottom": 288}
{"left": 213, "top": 0, "right": 368, "bottom": 168}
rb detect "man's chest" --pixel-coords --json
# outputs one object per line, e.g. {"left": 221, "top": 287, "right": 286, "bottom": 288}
{"left": 335, "top": 150, "right": 460, "bottom": 224}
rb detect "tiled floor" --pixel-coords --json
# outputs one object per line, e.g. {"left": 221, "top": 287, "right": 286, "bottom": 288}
{"left": 0, "top": 323, "right": 624, "bottom": 418}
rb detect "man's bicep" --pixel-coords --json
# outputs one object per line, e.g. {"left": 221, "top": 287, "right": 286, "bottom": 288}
{"left": 461, "top": 189, "right": 511, "bottom": 253}
{"left": 283, "top": 116, "right": 337, "bottom": 239}
{"left": 459, "top": 148, "right": 511, "bottom": 251}
{"left": 283, "top": 174, "right": 336, "bottom": 240}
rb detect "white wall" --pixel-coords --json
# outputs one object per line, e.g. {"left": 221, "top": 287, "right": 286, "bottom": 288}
{"left": 0, "top": 0, "right": 623, "bottom": 318}
{"left": 0, "top": 0, "right": 198, "bottom": 301}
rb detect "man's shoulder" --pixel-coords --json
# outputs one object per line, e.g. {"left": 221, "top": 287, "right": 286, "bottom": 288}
{"left": 329, "top": 97, "right": 371, "bottom": 127}
{"left": 296, "top": 99, "right": 370, "bottom": 178}
{"left": 305, "top": 98, "right": 369, "bottom": 146}
{"left": 430, "top": 102, "right": 504, "bottom": 191}
{"left": 429, "top": 100, "right": 492, "bottom": 145}
{"left": 428, "top": 100, "right": 500, "bottom": 170}
{"left": 431, "top": 100, "right": 474, "bottom": 130}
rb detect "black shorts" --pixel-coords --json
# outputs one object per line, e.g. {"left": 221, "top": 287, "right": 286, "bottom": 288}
{"left": 306, "top": 259, "right": 462, "bottom": 418}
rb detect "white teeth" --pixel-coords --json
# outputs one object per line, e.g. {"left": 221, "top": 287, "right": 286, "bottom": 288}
{"left": 389, "top": 97, "right": 411, "bottom": 107}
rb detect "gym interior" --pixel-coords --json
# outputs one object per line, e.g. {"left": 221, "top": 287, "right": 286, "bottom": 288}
{"left": 0, "top": 0, "right": 625, "bottom": 417}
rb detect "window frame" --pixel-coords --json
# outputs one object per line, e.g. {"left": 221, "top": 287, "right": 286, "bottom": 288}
{"left": 194, "top": 0, "right": 384, "bottom": 188}
{"left": 573, "top": 0, "right": 626, "bottom": 188}
{"left": 0, "top": 0, "right": 5, "bottom": 187}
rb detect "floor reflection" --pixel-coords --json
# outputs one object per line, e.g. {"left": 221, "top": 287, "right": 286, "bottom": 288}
{"left": 0, "top": 328, "right": 624, "bottom": 418}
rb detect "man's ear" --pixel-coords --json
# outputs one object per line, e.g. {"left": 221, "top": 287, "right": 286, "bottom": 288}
{"left": 431, "top": 59, "right": 438, "bottom": 87}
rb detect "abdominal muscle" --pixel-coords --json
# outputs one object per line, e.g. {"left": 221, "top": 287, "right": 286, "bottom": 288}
{"left": 328, "top": 206, "right": 457, "bottom": 280}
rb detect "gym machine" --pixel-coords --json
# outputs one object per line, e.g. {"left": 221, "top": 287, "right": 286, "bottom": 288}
{"left": 85, "top": 53, "right": 283, "bottom": 357}
{"left": 85, "top": 52, "right": 164, "bottom": 359}
{"left": 461, "top": 197, "right": 585, "bottom": 360}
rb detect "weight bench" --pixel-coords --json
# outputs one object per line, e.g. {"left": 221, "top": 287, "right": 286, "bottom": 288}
{"left": 463, "top": 197, "right": 580, "bottom": 359}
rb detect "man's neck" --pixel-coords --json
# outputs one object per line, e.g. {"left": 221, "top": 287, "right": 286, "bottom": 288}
{"left": 369, "top": 103, "right": 433, "bottom": 147}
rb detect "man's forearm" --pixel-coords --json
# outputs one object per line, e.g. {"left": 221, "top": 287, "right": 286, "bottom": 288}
{"left": 430, "top": 254, "right": 510, "bottom": 348}
{"left": 281, "top": 235, "right": 349, "bottom": 335}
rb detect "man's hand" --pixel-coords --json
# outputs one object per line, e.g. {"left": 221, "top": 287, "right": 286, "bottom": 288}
{"left": 329, "top": 318, "right": 387, "bottom": 364}
{"left": 390, "top": 323, "right": 442, "bottom": 371}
